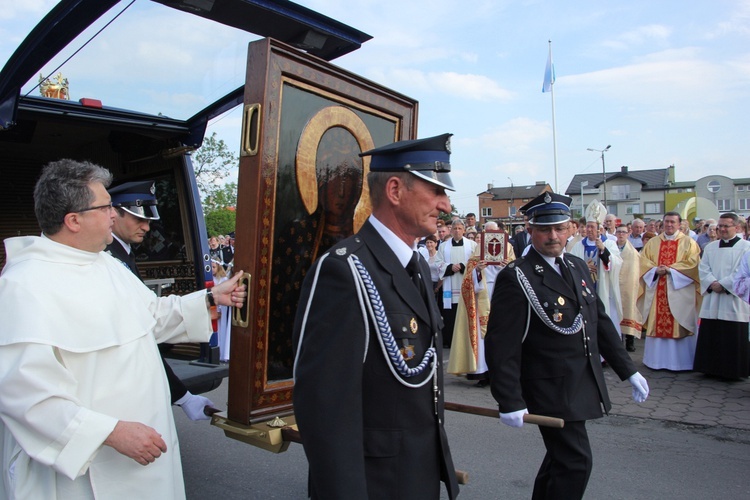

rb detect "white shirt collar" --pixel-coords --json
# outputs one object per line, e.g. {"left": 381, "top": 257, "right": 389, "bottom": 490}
{"left": 112, "top": 233, "right": 132, "bottom": 254}
{"left": 368, "top": 215, "right": 415, "bottom": 268}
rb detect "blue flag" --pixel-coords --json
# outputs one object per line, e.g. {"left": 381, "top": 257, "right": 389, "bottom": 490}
{"left": 542, "top": 50, "right": 555, "bottom": 93}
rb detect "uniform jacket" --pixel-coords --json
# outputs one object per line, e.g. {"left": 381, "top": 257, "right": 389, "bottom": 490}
{"left": 485, "top": 248, "right": 636, "bottom": 421}
{"left": 510, "top": 231, "right": 530, "bottom": 259}
{"left": 293, "top": 220, "right": 459, "bottom": 500}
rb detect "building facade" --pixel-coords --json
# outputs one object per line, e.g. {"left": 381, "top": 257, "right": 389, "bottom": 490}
{"left": 477, "top": 181, "right": 552, "bottom": 228}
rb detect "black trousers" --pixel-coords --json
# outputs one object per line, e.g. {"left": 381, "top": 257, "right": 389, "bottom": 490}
{"left": 441, "top": 303, "right": 458, "bottom": 348}
{"left": 532, "top": 420, "right": 592, "bottom": 500}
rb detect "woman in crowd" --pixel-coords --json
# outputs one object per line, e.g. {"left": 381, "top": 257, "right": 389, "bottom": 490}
{"left": 420, "top": 234, "right": 446, "bottom": 305}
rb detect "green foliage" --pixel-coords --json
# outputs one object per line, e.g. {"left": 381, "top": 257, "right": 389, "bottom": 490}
{"left": 203, "top": 182, "right": 237, "bottom": 214}
{"left": 439, "top": 203, "right": 459, "bottom": 223}
{"left": 205, "top": 208, "right": 236, "bottom": 237}
{"left": 193, "top": 133, "right": 239, "bottom": 235}
{"left": 192, "top": 132, "right": 238, "bottom": 196}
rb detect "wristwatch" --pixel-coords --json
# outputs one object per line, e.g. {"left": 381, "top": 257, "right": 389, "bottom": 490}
{"left": 206, "top": 289, "right": 216, "bottom": 307}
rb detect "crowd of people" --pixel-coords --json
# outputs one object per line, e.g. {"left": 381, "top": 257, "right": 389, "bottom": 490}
{"left": 436, "top": 203, "right": 750, "bottom": 383}
{"left": 0, "top": 149, "right": 744, "bottom": 500}
{"left": 207, "top": 234, "right": 235, "bottom": 363}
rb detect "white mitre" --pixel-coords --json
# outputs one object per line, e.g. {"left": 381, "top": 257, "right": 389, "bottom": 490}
{"left": 585, "top": 199, "right": 607, "bottom": 224}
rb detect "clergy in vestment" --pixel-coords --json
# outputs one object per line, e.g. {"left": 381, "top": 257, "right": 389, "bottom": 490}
{"left": 638, "top": 211, "right": 702, "bottom": 371}
{"left": 0, "top": 160, "right": 245, "bottom": 500}
{"left": 569, "top": 201, "right": 623, "bottom": 336}
{"left": 615, "top": 225, "right": 643, "bottom": 351}
{"left": 448, "top": 221, "right": 515, "bottom": 384}
{"left": 694, "top": 212, "right": 750, "bottom": 379}
{"left": 440, "top": 219, "right": 477, "bottom": 348}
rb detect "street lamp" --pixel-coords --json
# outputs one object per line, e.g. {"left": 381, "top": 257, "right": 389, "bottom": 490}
{"left": 580, "top": 180, "right": 588, "bottom": 217}
{"left": 587, "top": 145, "right": 611, "bottom": 208}
{"left": 508, "top": 177, "right": 514, "bottom": 218}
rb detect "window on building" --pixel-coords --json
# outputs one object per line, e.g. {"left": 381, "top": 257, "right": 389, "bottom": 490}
{"left": 481, "top": 207, "right": 492, "bottom": 217}
{"left": 509, "top": 206, "right": 517, "bottom": 217}
{"left": 626, "top": 203, "right": 640, "bottom": 215}
{"left": 645, "top": 202, "right": 661, "bottom": 214}
{"left": 611, "top": 185, "right": 631, "bottom": 200}
{"left": 738, "top": 198, "right": 750, "bottom": 211}
{"left": 717, "top": 199, "right": 731, "bottom": 211}
{"left": 737, "top": 185, "right": 746, "bottom": 192}
{"left": 707, "top": 180, "right": 721, "bottom": 193}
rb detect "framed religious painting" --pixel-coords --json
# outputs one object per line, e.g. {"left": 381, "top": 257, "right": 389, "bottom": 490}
{"left": 480, "top": 230, "right": 508, "bottom": 264}
{"left": 227, "top": 38, "right": 418, "bottom": 424}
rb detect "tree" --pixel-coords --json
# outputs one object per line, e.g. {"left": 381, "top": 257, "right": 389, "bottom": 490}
{"left": 439, "top": 203, "right": 459, "bottom": 223}
{"left": 205, "top": 208, "right": 236, "bottom": 237}
{"left": 192, "top": 132, "right": 238, "bottom": 196}
{"left": 203, "top": 182, "right": 237, "bottom": 214}
{"left": 192, "top": 133, "right": 238, "bottom": 235}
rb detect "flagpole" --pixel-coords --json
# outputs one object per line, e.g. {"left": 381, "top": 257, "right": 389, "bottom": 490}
{"left": 548, "top": 40, "right": 559, "bottom": 192}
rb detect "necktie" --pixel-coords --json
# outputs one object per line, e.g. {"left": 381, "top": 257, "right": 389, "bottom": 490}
{"left": 406, "top": 252, "right": 429, "bottom": 303}
{"left": 555, "top": 256, "right": 575, "bottom": 291}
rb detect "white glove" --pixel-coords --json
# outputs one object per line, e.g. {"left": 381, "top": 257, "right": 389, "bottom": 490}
{"left": 499, "top": 408, "right": 528, "bottom": 428}
{"left": 177, "top": 391, "right": 216, "bottom": 421}
{"left": 628, "top": 372, "right": 649, "bottom": 403}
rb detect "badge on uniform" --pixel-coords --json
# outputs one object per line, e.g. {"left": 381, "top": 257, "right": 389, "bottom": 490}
{"left": 410, "top": 317, "right": 418, "bottom": 334}
{"left": 557, "top": 296, "right": 565, "bottom": 306}
{"left": 553, "top": 310, "right": 563, "bottom": 322}
{"left": 336, "top": 247, "right": 347, "bottom": 256}
{"left": 400, "top": 343, "right": 416, "bottom": 361}
{"left": 535, "top": 264, "right": 544, "bottom": 274}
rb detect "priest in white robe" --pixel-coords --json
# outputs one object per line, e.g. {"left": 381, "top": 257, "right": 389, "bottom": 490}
{"left": 0, "top": 160, "right": 245, "bottom": 500}
{"left": 440, "top": 219, "right": 477, "bottom": 348}
{"left": 694, "top": 212, "right": 750, "bottom": 378}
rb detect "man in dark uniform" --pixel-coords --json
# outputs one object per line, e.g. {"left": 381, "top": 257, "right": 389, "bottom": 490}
{"left": 107, "top": 181, "right": 215, "bottom": 421}
{"left": 485, "top": 192, "right": 649, "bottom": 500}
{"left": 293, "top": 134, "right": 460, "bottom": 499}
{"left": 510, "top": 216, "right": 531, "bottom": 258}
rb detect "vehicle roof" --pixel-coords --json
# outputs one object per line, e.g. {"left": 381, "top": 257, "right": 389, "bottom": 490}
{"left": 0, "top": 0, "right": 371, "bottom": 132}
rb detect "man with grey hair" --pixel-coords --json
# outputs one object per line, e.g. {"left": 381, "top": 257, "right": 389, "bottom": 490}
{"left": 0, "top": 159, "right": 246, "bottom": 499}
{"left": 293, "top": 134, "right": 459, "bottom": 499}
{"left": 603, "top": 213, "right": 618, "bottom": 240}
{"left": 629, "top": 218, "right": 646, "bottom": 251}
{"left": 697, "top": 218, "right": 717, "bottom": 251}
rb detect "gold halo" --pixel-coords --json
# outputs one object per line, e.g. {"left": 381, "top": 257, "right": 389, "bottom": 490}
{"left": 295, "top": 106, "right": 375, "bottom": 232}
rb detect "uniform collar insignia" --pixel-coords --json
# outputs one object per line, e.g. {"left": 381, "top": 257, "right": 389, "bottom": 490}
{"left": 535, "top": 264, "right": 544, "bottom": 274}
{"left": 336, "top": 247, "right": 347, "bottom": 256}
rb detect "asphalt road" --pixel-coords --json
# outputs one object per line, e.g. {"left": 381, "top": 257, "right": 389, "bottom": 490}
{"left": 176, "top": 376, "right": 750, "bottom": 499}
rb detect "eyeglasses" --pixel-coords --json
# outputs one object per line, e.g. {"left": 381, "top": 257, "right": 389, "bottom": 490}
{"left": 77, "top": 202, "right": 114, "bottom": 213}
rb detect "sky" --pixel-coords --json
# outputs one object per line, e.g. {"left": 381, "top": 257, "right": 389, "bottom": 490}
{"left": 2, "top": 0, "right": 750, "bottom": 216}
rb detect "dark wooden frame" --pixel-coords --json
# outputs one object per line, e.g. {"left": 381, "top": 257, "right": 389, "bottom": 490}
{"left": 228, "top": 38, "right": 418, "bottom": 424}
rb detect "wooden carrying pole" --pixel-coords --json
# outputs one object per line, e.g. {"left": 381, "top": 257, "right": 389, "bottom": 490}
{"left": 444, "top": 402, "right": 564, "bottom": 428}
